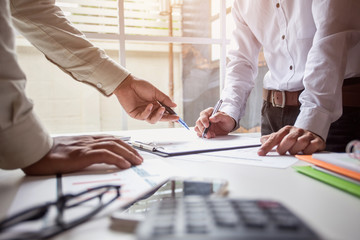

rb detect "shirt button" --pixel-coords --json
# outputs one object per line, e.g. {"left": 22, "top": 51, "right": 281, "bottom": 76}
{"left": 289, "top": 65, "right": 293, "bottom": 70}
{"left": 282, "top": 35, "right": 285, "bottom": 40}
{"left": 276, "top": 3, "right": 280, "bottom": 8}
{"left": 96, "top": 83, "right": 103, "bottom": 88}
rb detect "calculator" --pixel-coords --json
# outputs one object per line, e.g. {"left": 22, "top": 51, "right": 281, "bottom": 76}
{"left": 136, "top": 196, "right": 320, "bottom": 240}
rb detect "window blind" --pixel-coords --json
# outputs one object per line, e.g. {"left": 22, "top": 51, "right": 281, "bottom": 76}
{"left": 56, "top": 0, "right": 182, "bottom": 36}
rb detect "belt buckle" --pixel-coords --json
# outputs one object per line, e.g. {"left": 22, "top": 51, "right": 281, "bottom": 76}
{"left": 271, "top": 90, "right": 286, "bottom": 108}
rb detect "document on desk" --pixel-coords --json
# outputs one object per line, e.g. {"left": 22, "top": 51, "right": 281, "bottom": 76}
{"left": 61, "top": 158, "right": 177, "bottom": 208}
{"left": 7, "top": 176, "right": 57, "bottom": 216}
{"left": 173, "top": 147, "right": 298, "bottom": 169}
{"left": 131, "top": 131, "right": 261, "bottom": 157}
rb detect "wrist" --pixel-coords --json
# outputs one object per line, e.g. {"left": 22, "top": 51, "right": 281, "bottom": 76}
{"left": 114, "top": 73, "right": 133, "bottom": 95}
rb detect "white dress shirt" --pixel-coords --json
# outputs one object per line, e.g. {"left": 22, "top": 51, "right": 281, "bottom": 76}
{"left": 221, "top": 0, "right": 360, "bottom": 140}
{"left": 0, "top": 0, "right": 129, "bottom": 169}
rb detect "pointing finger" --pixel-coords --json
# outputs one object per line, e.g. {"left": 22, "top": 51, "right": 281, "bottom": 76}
{"left": 257, "top": 126, "right": 291, "bottom": 156}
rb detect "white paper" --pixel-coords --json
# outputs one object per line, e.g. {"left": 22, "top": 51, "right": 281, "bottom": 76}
{"left": 312, "top": 152, "right": 360, "bottom": 173}
{"left": 61, "top": 158, "right": 177, "bottom": 208}
{"left": 8, "top": 176, "right": 57, "bottom": 215}
{"left": 172, "top": 147, "right": 298, "bottom": 169}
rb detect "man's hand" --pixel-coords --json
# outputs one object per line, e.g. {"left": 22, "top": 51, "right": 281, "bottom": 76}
{"left": 194, "top": 107, "right": 236, "bottom": 138}
{"left": 258, "top": 125, "right": 326, "bottom": 156}
{"left": 114, "top": 74, "right": 179, "bottom": 124}
{"left": 22, "top": 135, "right": 143, "bottom": 175}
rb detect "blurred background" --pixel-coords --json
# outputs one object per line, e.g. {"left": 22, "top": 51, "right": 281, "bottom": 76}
{"left": 15, "top": 0, "right": 267, "bottom": 134}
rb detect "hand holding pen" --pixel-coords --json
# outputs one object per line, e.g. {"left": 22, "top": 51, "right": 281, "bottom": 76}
{"left": 194, "top": 99, "right": 236, "bottom": 139}
{"left": 202, "top": 99, "right": 223, "bottom": 138}
{"left": 159, "top": 102, "right": 190, "bottom": 130}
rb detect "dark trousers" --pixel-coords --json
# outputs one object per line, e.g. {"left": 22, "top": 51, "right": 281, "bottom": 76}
{"left": 261, "top": 101, "right": 360, "bottom": 152}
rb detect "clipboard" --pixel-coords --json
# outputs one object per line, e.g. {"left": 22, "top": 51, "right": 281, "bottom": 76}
{"left": 130, "top": 134, "right": 261, "bottom": 157}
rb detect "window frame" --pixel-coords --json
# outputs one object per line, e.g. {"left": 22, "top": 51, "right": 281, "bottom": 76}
{"left": 79, "top": 0, "right": 230, "bottom": 130}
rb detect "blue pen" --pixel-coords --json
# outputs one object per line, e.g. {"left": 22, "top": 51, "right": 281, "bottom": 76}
{"left": 159, "top": 102, "right": 190, "bottom": 130}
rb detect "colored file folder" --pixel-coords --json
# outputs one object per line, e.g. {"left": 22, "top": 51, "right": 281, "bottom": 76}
{"left": 295, "top": 155, "right": 360, "bottom": 181}
{"left": 293, "top": 166, "right": 360, "bottom": 198}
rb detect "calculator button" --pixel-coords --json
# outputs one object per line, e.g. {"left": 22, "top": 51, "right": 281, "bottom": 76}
{"left": 234, "top": 200, "right": 258, "bottom": 209}
{"left": 268, "top": 207, "right": 289, "bottom": 215}
{"left": 274, "top": 215, "right": 299, "bottom": 229}
{"left": 186, "top": 221, "right": 209, "bottom": 233}
{"left": 257, "top": 200, "right": 280, "bottom": 208}
{"left": 214, "top": 215, "right": 238, "bottom": 227}
{"left": 239, "top": 206, "right": 263, "bottom": 215}
{"left": 242, "top": 213, "right": 268, "bottom": 228}
{"left": 187, "top": 214, "right": 207, "bottom": 223}
{"left": 212, "top": 207, "right": 237, "bottom": 218}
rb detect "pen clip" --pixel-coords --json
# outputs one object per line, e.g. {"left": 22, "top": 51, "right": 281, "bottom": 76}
{"left": 132, "top": 141, "right": 157, "bottom": 152}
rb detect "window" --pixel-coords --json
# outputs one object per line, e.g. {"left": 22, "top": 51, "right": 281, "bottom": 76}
{"left": 16, "top": 0, "right": 265, "bottom": 134}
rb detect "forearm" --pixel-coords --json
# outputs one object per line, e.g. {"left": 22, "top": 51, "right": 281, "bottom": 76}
{"left": 220, "top": 0, "right": 261, "bottom": 130}
{"left": 296, "top": 0, "right": 360, "bottom": 140}
{"left": 10, "top": 0, "right": 129, "bottom": 96}
{"left": 0, "top": 1, "right": 52, "bottom": 170}
{"left": 221, "top": 65, "right": 256, "bottom": 131}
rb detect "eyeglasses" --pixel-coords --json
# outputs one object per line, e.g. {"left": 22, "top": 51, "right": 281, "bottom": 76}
{"left": 0, "top": 184, "right": 121, "bottom": 240}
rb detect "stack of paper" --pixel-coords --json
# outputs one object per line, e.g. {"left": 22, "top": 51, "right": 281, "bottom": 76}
{"left": 295, "top": 153, "right": 360, "bottom": 198}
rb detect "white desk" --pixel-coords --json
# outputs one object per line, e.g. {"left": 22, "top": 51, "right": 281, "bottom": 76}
{"left": 1, "top": 128, "right": 359, "bottom": 240}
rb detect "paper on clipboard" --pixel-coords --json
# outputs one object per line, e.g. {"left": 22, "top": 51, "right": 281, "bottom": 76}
{"left": 131, "top": 134, "right": 261, "bottom": 157}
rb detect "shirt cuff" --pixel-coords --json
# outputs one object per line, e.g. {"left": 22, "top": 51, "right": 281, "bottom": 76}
{"left": 0, "top": 113, "right": 53, "bottom": 170}
{"left": 86, "top": 58, "right": 130, "bottom": 96}
{"left": 294, "top": 107, "right": 332, "bottom": 141}
{"left": 220, "top": 104, "right": 242, "bottom": 132}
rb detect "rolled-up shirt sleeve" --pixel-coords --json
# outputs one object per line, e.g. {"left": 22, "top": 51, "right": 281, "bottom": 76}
{"left": 295, "top": 0, "right": 360, "bottom": 140}
{"left": 220, "top": 0, "right": 261, "bottom": 131}
{"left": 10, "top": 0, "right": 130, "bottom": 96}
{"left": 0, "top": 0, "right": 52, "bottom": 170}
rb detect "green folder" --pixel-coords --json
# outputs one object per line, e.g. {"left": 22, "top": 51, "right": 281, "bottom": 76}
{"left": 293, "top": 166, "right": 360, "bottom": 198}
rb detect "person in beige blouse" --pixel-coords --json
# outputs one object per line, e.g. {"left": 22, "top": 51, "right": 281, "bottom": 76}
{"left": 0, "top": 0, "right": 179, "bottom": 175}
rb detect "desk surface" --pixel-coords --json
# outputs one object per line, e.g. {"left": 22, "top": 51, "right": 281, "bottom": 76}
{"left": 1, "top": 128, "right": 359, "bottom": 240}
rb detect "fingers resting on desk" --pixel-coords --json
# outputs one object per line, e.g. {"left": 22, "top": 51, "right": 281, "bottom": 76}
{"left": 22, "top": 135, "right": 143, "bottom": 176}
{"left": 258, "top": 125, "right": 325, "bottom": 156}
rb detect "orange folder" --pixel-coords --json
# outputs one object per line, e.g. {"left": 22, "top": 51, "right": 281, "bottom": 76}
{"left": 295, "top": 155, "right": 360, "bottom": 182}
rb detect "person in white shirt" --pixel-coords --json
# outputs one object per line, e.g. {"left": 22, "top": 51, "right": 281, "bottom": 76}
{"left": 0, "top": 0, "right": 179, "bottom": 175}
{"left": 195, "top": 0, "right": 360, "bottom": 155}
